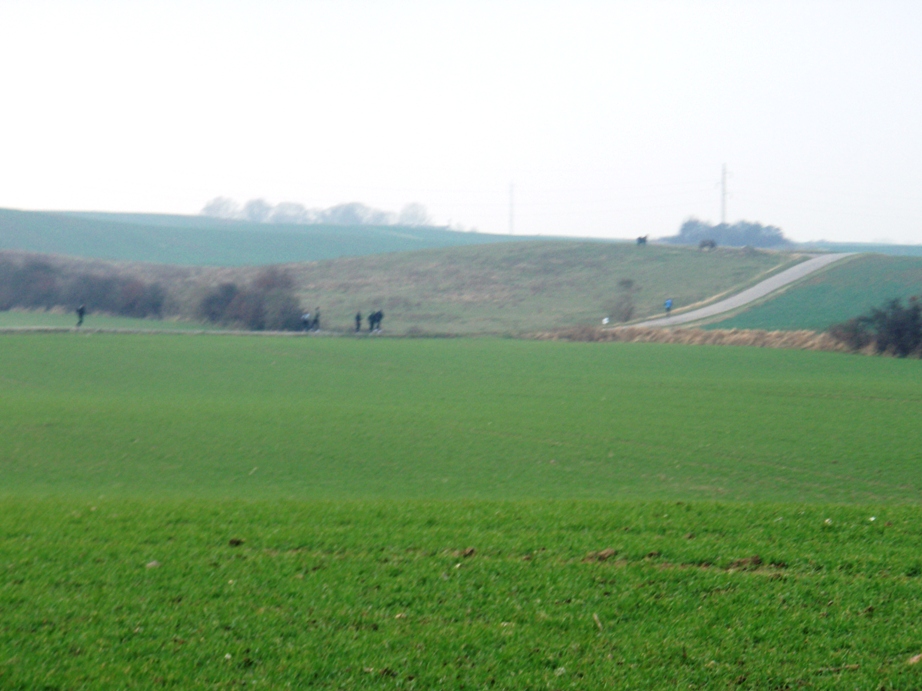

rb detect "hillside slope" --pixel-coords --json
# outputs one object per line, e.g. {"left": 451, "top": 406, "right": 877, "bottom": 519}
{"left": 263, "top": 242, "right": 798, "bottom": 334}
{"left": 0, "top": 242, "right": 797, "bottom": 334}
{"left": 707, "top": 254, "right": 922, "bottom": 331}
{"left": 0, "top": 208, "right": 539, "bottom": 266}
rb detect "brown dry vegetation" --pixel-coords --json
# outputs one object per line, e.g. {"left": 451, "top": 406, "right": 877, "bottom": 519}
{"left": 533, "top": 325, "right": 856, "bottom": 353}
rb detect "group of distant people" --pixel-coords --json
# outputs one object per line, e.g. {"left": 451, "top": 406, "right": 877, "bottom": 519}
{"left": 301, "top": 309, "right": 321, "bottom": 331}
{"left": 356, "top": 310, "right": 384, "bottom": 333}
{"left": 299, "top": 308, "right": 385, "bottom": 333}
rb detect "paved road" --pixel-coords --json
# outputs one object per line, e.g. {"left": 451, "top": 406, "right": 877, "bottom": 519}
{"left": 630, "top": 253, "right": 854, "bottom": 328}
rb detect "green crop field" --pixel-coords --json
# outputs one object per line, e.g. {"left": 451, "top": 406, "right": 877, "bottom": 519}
{"left": 0, "top": 208, "right": 544, "bottom": 266}
{"left": 2, "top": 334, "right": 922, "bottom": 687}
{"left": 8, "top": 334, "right": 919, "bottom": 502}
{"left": 709, "top": 254, "right": 922, "bottom": 332}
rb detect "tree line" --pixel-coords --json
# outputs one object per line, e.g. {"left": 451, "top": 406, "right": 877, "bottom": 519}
{"left": 0, "top": 257, "right": 307, "bottom": 331}
{"left": 663, "top": 218, "right": 791, "bottom": 248}
{"left": 0, "top": 258, "right": 165, "bottom": 318}
{"left": 202, "top": 198, "right": 432, "bottom": 227}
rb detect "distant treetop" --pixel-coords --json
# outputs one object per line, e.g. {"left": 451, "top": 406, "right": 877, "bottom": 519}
{"left": 201, "top": 197, "right": 433, "bottom": 227}
{"left": 662, "top": 218, "right": 792, "bottom": 248}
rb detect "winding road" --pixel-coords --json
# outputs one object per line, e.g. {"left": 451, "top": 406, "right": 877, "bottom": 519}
{"left": 631, "top": 253, "right": 854, "bottom": 328}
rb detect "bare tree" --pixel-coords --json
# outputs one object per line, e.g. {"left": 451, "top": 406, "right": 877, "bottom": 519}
{"left": 270, "top": 202, "right": 315, "bottom": 225}
{"left": 201, "top": 197, "right": 240, "bottom": 219}
{"left": 242, "top": 199, "right": 273, "bottom": 223}
{"left": 398, "top": 203, "right": 431, "bottom": 227}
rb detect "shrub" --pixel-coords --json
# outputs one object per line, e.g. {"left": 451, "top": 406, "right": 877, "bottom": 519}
{"left": 827, "top": 318, "right": 872, "bottom": 352}
{"left": 607, "top": 279, "right": 638, "bottom": 323}
{"left": 197, "top": 269, "right": 303, "bottom": 331}
{"left": 198, "top": 283, "right": 241, "bottom": 323}
{"left": 829, "top": 297, "right": 921, "bottom": 357}
{"left": 867, "top": 297, "right": 921, "bottom": 357}
{"left": 0, "top": 257, "right": 167, "bottom": 319}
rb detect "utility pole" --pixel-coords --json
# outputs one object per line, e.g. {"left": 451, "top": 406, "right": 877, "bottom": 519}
{"left": 720, "top": 164, "right": 727, "bottom": 225}
{"left": 509, "top": 183, "right": 515, "bottom": 235}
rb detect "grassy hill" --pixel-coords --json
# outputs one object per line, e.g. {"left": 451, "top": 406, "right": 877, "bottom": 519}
{"left": 0, "top": 208, "right": 542, "bottom": 266}
{"left": 1, "top": 242, "right": 799, "bottom": 334}
{"left": 268, "top": 242, "right": 798, "bottom": 334}
{"left": 798, "top": 240, "right": 922, "bottom": 256}
{"left": 708, "top": 254, "right": 922, "bottom": 331}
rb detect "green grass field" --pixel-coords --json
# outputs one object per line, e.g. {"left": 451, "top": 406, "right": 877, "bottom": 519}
{"left": 0, "top": 208, "right": 543, "bottom": 266}
{"left": 5, "top": 334, "right": 919, "bottom": 502}
{"left": 2, "top": 334, "right": 922, "bottom": 687}
{"left": 5, "top": 500, "right": 922, "bottom": 688}
{"left": 709, "top": 254, "right": 922, "bottom": 331}
{"left": 0, "top": 311, "right": 224, "bottom": 331}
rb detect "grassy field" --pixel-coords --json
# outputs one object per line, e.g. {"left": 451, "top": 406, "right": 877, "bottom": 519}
{"left": 1, "top": 242, "right": 798, "bottom": 334}
{"left": 2, "top": 334, "right": 922, "bottom": 687}
{"left": 278, "top": 242, "right": 798, "bottom": 334}
{"left": 5, "top": 334, "right": 919, "bottom": 502}
{"left": 4, "top": 500, "right": 922, "bottom": 689}
{"left": 0, "top": 208, "right": 542, "bottom": 266}
{"left": 709, "top": 254, "right": 922, "bottom": 331}
{"left": 0, "top": 310, "right": 224, "bottom": 331}
{"left": 800, "top": 241, "right": 922, "bottom": 257}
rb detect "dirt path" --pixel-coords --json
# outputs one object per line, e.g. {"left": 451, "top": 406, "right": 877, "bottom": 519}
{"left": 630, "top": 253, "right": 854, "bottom": 328}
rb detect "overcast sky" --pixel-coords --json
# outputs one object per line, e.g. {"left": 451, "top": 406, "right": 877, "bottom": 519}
{"left": 1, "top": 1, "right": 920, "bottom": 243}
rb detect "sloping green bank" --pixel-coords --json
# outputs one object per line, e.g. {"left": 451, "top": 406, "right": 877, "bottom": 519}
{"left": 0, "top": 208, "right": 527, "bottom": 266}
{"left": 709, "top": 254, "right": 922, "bottom": 331}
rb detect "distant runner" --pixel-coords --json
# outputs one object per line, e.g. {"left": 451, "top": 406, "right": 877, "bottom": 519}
{"left": 664, "top": 298, "right": 673, "bottom": 316}
{"left": 76, "top": 304, "right": 86, "bottom": 327}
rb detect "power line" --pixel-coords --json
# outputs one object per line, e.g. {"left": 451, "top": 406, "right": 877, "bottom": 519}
{"left": 509, "top": 182, "right": 514, "bottom": 235}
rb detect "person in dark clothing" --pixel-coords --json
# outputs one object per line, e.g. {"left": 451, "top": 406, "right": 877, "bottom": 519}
{"left": 368, "top": 311, "right": 375, "bottom": 332}
{"left": 312, "top": 308, "right": 321, "bottom": 331}
{"left": 375, "top": 310, "right": 384, "bottom": 332}
{"left": 76, "top": 304, "right": 86, "bottom": 327}
{"left": 355, "top": 312, "right": 362, "bottom": 332}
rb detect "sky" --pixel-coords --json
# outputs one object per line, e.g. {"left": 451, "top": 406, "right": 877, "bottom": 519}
{"left": 1, "top": 0, "right": 920, "bottom": 243}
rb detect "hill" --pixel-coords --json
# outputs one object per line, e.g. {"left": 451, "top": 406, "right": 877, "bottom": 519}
{"left": 0, "top": 242, "right": 799, "bottom": 334}
{"left": 707, "top": 254, "right": 922, "bottom": 331}
{"left": 798, "top": 240, "right": 922, "bottom": 257}
{"left": 0, "top": 208, "right": 542, "bottom": 266}
{"left": 274, "top": 242, "right": 800, "bottom": 334}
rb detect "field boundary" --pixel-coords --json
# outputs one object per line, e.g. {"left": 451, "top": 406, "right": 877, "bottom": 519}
{"left": 0, "top": 324, "right": 857, "bottom": 354}
{"left": 533, "top": 325, "right": 854, "bottom": 353}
